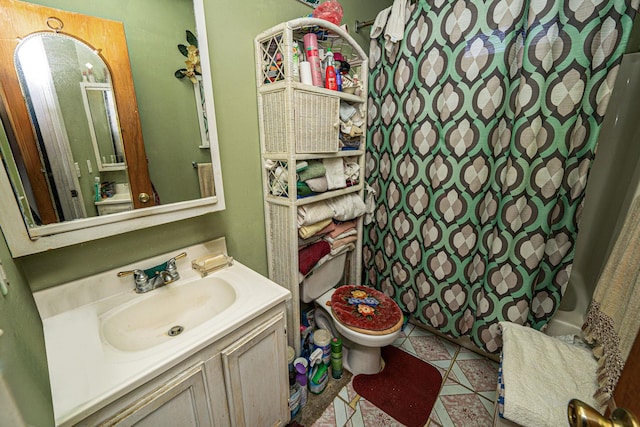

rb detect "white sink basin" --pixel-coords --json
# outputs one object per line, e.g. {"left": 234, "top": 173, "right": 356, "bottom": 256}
{"left": 100, "top": 277, "right": 236, "bottom": 352}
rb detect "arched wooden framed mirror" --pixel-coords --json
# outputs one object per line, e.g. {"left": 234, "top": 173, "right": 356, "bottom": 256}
{"left": 0, "top": 0, "right": 225, "bottom": 256}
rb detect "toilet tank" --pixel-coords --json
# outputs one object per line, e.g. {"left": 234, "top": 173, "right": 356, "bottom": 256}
{"left": 300, "top": 252, "right": 347, "bottom": 303}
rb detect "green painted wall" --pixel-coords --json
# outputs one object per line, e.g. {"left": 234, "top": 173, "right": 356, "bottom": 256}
{"left": 0, "top": 236, "right": 54, "bottom": 426}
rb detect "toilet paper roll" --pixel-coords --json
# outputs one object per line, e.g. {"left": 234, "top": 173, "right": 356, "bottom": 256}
{"left": 299, "top": 61, "right": 312, "bottom": 85}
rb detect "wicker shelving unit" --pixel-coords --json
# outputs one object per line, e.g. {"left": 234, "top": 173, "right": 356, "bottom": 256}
{"left": 255, "top": 18, "right": 368, "bottom": 354}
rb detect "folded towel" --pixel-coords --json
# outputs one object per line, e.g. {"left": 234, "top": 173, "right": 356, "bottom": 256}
{"left": 385, "top": 0, "right": 408, "bottom": 57}
{"left": 325, "top": 228, "right": 357, "bottom": 243}
{"left": 317, "top": 220, "right": 336, "bottom": 236}
{"left": 327, "top": 235, "right": 357, "bottom": 250}
{"left": 344, "top": 160, "right": 360, "bottom": 183}
{"left": 297, "top": 200, "right": 334, "bottom": 226}
{"left": 298, "top": 218, "right": 333, "bottom": 239}
{"left": 297, "top": 181, "right": 315, "bottom": 197}
{"left": 298, "top": 234, "right": 324, "bottom": 248}
{"left": 323, "top": 158, "right": 346, "bottom": 190}
{"left": 328, "top": 219, "right": 357, "bottom": 238}
{"left": 327, "top": 194, "right": 367, "bottom": 221}
{"left": 299, "top": 240, "right": 331, "bottom": 275}
{"left": 298, "top": 160, "right": 326, "bottom": 182}
{"left": 306, "top": 176, "right": 328, "bottom": 193}
{"left": 499, "top": 322, "right": 599, "bottom": 427}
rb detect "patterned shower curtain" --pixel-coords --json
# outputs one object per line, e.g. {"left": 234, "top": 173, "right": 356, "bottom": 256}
{"left": 363, "top": 0, "right": 639, "bottom": 353}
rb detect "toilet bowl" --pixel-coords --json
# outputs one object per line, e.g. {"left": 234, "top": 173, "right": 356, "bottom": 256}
{"left": 299, "top": 253, "right": 403, "bottom": 375}
{"left": 313, "top": 287, "right": 402, "bottom": 375}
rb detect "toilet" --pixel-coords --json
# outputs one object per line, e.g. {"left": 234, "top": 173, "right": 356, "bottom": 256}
{"left": 300, "top": 253, "right": 403, "bottom": 375}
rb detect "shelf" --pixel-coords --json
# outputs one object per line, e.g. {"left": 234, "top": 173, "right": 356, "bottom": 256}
{"left": 265, "top": 183, "right": 363, "bottom": 206}
{"left": 255, "top": 17, "right": 368, "bottom": 356}
{"left": 262, "top": 150, "right": 364, "bottom": 161}
{"left": 258, "top": 82, "right": 365, "bottom": 104}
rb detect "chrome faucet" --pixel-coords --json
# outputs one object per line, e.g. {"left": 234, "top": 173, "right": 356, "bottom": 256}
{"left": 118, "top": 252, "right": 186, "bottom": 293}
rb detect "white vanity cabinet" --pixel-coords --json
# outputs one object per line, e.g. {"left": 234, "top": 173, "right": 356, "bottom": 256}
{"left": 255, "top": 18, "right": 368, "bottom": 354}
{"left": 76, "top": 308, "right": 288, "bottom": 427}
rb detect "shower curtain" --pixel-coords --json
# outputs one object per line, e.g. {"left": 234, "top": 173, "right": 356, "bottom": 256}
{"left": 363, "top": 0, "right": 639, "bottom": 353}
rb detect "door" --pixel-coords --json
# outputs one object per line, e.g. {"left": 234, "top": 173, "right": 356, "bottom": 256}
{"left": 612, "top": 328, "right": 640, "bottom": 416}
{"left": 222, "top": 312, "right": 289, "bottom": 427}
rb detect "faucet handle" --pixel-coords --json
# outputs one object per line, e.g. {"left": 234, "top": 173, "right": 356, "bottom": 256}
{"left": 117, "top": 269, "right": 149, "bottom": 285}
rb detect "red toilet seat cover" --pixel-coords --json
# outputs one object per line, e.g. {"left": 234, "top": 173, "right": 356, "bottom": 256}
{"left": 330, "top": 285, "right": 403, "bottom": 335}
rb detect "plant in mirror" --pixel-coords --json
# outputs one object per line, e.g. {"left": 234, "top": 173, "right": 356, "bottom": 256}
{"left": 0, "top": 0, "right": 224, "bottom": 256}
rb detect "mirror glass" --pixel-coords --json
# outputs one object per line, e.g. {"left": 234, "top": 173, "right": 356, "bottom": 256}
{"left": 0, "top": 0, "right": 225, "bottom": 256}
{"left": 15, "top": 32, "right": 130, "bottom": 223}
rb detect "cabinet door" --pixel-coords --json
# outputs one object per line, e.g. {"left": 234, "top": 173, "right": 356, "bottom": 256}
{"left": 222, "top": 312, "right": 288, "bottom": 427}
{"left": 100, "top": 363, "right": 212, "bottom": 427}
{"left": 294, "top": 91, "right": 340, "bottom": 153}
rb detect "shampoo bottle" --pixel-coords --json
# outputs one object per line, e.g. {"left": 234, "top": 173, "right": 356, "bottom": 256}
{"left": 324, "top": 48, "right": 337, "bottom": 91}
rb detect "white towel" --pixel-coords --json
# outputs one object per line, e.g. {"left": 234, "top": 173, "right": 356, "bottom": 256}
{"left": 499, "top": 322, "right": 600, "bottom": 427}
{"left": 370, "top": 6, "right": 391, "bottom": 39}
{"left": 297, "top": 200, "right": 334, "bottom": 227}
{"left": 197, "top": 163, "right": 215, "bottom": 197}
{"left": 327, "top": 194, "right": 366, "bottom": 221}
{"left": 385, "top": 0, "right": 408, "bottom": 46}
{"left": 323, "top": 158, "right": 346, "bottom": 190}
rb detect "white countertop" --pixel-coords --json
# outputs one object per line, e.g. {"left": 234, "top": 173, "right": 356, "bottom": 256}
{"left": 33, "top": 239, "right": 290, "bottom": 426}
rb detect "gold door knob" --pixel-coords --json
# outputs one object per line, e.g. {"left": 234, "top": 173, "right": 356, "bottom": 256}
{"left": 138, "top": 192, "right": 150, "bottom": 203}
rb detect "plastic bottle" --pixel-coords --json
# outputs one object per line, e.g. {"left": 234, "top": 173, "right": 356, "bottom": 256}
{"left": 292, "top": 42, "right": 301, "bottom": 83}
{"left": 324, "top": 48, "right": 337, "bottom": 91}
{"left": 94, "top": 177, "right": 101, "bottom": 202}
{"left": 303, "top": 33, "right": 323, "bottom": 87}
{"left": 331, "top": 337, "right": 343, "bottom": 379}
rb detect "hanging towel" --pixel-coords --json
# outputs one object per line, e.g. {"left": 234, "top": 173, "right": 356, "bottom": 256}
{"left": 370, "top": 6, "right": 391, "bottom": 39}
{"left": 299, "top": 240, "right": 331, "bottom": 275}
{"left": 197, "top": 163, "right": 215, "bottom": 197}
{"left": 298, "top": 218, "right": 333, "bottom": 240}
{"left": 385, "top": 0, "right": 408, "bottom": 46}
{"left": 323, "top": 158, "right": 346, "bottom": 190}
{"left": 582, "top": 196, "right": 640, "bottom": 407}
{"left": 499, "top": 321, "right": 599, "bottom": 427}
{"left": 327, "top": 194, "right": 367, "bottom": 221}
{"left": 297, "top": 200, "right": 334, "bottom": 226}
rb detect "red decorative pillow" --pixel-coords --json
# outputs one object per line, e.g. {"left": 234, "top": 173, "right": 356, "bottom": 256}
{"left": 330, "top": 285, "right": 402, "bottom": 332}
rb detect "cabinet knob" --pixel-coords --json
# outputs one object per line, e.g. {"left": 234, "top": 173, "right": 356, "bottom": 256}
{"left": 138, "top": 192, "right": 151, "bottom": 203}
{"left": 333, "top": 122, "right": 340, "bottom": 129}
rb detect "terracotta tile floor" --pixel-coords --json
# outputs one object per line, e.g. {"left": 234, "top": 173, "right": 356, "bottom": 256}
{"left": 307, "top": 324, "right": 500, "bottom": 427}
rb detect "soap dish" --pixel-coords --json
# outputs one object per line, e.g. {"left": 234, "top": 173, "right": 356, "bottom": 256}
{"left": 192, "top": 253, "right": 234, "bottom": 277}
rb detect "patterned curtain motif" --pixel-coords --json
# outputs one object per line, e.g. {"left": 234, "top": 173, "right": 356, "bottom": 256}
{"left": 363, "top": 0, "right": 638, "bottom": 353}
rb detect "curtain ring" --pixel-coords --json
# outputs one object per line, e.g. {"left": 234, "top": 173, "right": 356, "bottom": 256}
{"left": 46, "top": 17, "right": 64, "bottom": 33}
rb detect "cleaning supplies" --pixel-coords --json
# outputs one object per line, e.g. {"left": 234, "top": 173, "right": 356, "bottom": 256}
{"left": 307, "top": 348, "right": 328, "bottom": 394}
{"left": 331, "top": 337, "right": 343, "bottom": 379}
{"left": 313, "top": 328, "right": 332, "bottom": 366}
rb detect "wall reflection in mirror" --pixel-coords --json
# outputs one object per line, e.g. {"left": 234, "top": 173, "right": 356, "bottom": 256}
{"left": 1, "top": 0, "right": 216, "bottom": 230}
{"left": 15, "top": 33, "right": 129, "bottom": 224}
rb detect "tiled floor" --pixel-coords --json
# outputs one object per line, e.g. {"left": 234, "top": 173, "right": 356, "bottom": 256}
{"left": 308, "top": 324, "right": 500, "bottom": 427}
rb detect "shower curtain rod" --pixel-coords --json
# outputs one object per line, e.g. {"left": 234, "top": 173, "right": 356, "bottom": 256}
{"left": 355, "top": 19, "right": 374, "bottom": 32}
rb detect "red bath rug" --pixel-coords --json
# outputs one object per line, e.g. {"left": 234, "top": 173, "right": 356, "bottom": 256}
{"left": 330, "top": 285, "right": 402, "bottom": 333}
{"left": 353, "top": 346, "right": 442, "bottom": 427}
